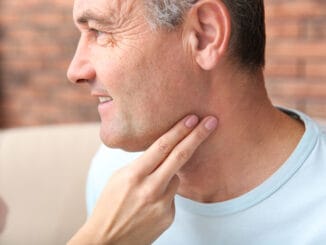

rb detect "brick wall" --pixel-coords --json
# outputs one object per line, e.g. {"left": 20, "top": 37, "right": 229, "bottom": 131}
{"left": 265, "top": 0, "right": 326, "bottom": 118}
{"left": 0, "top": 0, "right": 99, "bottom": 128}
{"left": 0, "top": 0, "right": 325, "bottom": 128}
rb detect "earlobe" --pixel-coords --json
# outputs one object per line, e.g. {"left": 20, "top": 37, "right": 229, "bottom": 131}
{"left": 185, "top": 0, "right": 231, "bottom": 71}
{"left": 196, "top": 46, "right": 219, "bottom": 70}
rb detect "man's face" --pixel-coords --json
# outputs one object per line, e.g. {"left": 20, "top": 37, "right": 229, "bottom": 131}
{"left": 68, "top": 0, "right": 205, "bottom": 151}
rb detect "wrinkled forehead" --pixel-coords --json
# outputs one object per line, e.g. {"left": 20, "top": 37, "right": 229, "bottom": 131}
{"left": 73, "top": 0, "right": 138, "bottom": 21}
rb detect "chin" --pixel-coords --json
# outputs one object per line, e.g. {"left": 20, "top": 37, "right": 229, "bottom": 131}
{"left": 99, "top": 115, "right": 173, "bottom": 152}
{"left": 100, "top": 126, "right": 154, "bottom": 152}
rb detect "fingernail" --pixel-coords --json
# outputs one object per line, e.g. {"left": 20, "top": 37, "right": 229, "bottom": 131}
{"left": 185, "top": 115, "right": 199, "bottom": 128}
{"left": 204, "top": 117, "right": 218, "bottom": 131}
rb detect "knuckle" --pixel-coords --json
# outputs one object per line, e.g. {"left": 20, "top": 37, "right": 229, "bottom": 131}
{"left": 157, "top": 138, "right": 170, "bottom": 154}
{"left": 174, "top": 149, "right": 190, "bottom": 162}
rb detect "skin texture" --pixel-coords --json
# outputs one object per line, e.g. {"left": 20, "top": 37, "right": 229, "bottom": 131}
{"left": 68, "top": 0, "right": 210, "bottom": 152}
{"left": 67, "top": 0, "right": 305, "bottom": 243}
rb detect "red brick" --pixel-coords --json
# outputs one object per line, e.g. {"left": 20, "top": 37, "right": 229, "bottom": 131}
{"left": 305, "top": 59, "right": 326, "bottom": 78}
{"left": 268, "top": 96, "right": 304, "bottom": 111}
{"left": 305, "top": 19, "right": 326, "bottom": 40}
{"left": 266, "top": 40, "right": 326, "bottom": 59}
{"left": 264, "top": 59, "right": 301, "bottom": 78}
{"left": 265, "top": 1, "right": 326, "bottom": 20}
{"left": 1, "top": 60, "right": 44, "bottom": 71}
{"left": 304, "top": 102, "right": 326, "bottom": 118}
{"left": 266, "top": 79, "right": 326, "bottom": 99}
{"left": 266, "top": 21, "right": 302, "bottom": 39}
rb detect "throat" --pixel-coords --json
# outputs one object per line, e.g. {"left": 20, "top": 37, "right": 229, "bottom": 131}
{"left": 175, "top": 108, "right": 305, "bottom": 204}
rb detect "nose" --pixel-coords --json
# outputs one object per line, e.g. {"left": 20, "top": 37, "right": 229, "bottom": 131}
{"left": 67, "top": 37, "right": 95, "bottom": 84}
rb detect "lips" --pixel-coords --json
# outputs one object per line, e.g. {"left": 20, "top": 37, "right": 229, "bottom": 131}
{"left": 97, "top": 94, "right": 114, "bottom": 117}
{"left": 98, "top": 96, "right": 113, "bottom": 103}
{"left": 91, "top": 89, "right": 113, "bottom": 103}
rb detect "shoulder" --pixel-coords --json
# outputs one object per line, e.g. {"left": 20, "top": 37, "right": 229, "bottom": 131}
{"left": 294, "top": 110, "right": 326, "bottom": 169}
{"left": 316, "top": 119, "right": 326, "bottom": 132}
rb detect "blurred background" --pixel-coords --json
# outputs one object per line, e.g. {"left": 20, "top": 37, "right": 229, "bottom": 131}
{"left": 0, "top": 0, "right": 98, "bottom": 128}
{"left": 0, "top": 0, "right": 325, "bottom": 129}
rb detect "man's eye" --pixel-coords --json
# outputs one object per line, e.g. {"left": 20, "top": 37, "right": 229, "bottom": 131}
{"left": 89, "top": 29, "right": 115, "bottom": 47}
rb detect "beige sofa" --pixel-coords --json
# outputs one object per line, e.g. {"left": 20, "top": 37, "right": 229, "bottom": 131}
{"left": 0, "top": 123, "right": 101, "bottom": 245}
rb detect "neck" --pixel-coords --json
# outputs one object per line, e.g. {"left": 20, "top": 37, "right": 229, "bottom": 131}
{"left": 177, "top": 70, "right": 305, "bottom": 203}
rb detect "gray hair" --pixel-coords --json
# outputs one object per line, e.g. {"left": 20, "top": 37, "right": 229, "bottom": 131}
{"left": 144, "top": 0, "right": 197, "bottom": 29}
{"left": 144, "top": 0, "right": 266, "bottom": 70}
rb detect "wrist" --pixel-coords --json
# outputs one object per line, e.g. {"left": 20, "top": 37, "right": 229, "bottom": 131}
{"left": 67, "top": 223, "right": 103, "bottom": 245}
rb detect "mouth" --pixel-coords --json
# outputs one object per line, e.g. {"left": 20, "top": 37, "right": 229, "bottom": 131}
{"left": 98, "top": 96, "right": 113, "bottom": 104}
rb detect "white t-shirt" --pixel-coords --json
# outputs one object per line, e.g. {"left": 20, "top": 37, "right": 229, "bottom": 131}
{"left": 86, "top": 109, "right": 326, "bottom": 244}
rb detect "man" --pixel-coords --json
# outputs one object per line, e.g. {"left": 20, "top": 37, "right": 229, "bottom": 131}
{"left": 67, "top": 0, "right": 326, "bottom": 244}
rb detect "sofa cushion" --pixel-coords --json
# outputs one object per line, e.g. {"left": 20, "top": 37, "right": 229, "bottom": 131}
{"left": 0, "top": 123, "right": 100, "bottom": 245}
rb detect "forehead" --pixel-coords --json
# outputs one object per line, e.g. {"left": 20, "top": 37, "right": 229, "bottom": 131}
{"left": 73, "top": 0, "right": 137, "bottom": 21}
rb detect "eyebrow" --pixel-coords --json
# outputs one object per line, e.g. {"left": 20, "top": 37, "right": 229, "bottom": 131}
{"left": 76, "top": 10, "right": 116, "bottom": 26}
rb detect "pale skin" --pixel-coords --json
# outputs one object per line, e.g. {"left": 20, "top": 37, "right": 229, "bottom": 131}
{"left": 67, "top": 0, "right": 305, "bottom": 243}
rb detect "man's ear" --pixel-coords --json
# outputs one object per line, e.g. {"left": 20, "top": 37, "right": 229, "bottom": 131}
{"left": 184, "top": 0, "right": 231, "bottom": 70}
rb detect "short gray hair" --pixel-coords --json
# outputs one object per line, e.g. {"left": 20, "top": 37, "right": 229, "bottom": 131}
{"left": 144, "top": 0, "right": 266, "bottom": 70}
{"left": 144, "top": 0, "right": 197, "bottom": 29}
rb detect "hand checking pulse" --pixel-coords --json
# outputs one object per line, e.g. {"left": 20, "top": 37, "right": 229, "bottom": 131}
{"left": 68, "top": 115, "right": 218, "bottom": 245}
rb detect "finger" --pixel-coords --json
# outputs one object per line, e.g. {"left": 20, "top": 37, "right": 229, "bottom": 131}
{"left": 154, "top": 116, "right": 218, "bottom": 185}
{"left": 131, "top": 114, "right": 199, "bottom": 176}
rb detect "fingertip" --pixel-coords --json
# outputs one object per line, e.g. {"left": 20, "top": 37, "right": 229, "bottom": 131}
{"left": 204, "top": 117, "right": 218, "bottom": 131}
{"left": 184, "top": 115, "right": 199, "bottom": 128}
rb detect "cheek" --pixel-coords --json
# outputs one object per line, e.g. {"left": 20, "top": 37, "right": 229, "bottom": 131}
{"left": 92, "top": 39, "right": 194, "bottom": 115}
{"left": 93, "top": 49, "right": 127, "bottom": 90}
